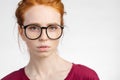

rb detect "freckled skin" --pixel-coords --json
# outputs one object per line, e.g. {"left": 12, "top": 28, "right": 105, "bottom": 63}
{"left": 18, "top": 5, "right": 72, "bottom": 80}
{"left": 20, "top": 5, "right": 61, "bottom": 58}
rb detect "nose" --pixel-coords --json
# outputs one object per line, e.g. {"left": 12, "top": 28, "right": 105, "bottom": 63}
{"left": 39, "top": 28, "right": 48, "bottom": 41}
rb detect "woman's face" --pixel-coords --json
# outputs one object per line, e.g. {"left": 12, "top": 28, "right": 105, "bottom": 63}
{"left": 19, "top": 5, "right": 61, "bottom": 58}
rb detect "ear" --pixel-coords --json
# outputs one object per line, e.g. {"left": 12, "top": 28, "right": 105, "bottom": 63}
{"left": 18, "top": 25, "right": 25, "bottom": 41}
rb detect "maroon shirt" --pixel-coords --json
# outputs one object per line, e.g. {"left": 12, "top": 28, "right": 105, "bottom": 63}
{"left": 1, "top": 64, "right": 99, "bottom": 80}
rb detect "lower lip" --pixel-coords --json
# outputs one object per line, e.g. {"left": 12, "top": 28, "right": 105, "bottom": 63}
{"left": 37, "top": 46, "right": 50, "bottom": 52}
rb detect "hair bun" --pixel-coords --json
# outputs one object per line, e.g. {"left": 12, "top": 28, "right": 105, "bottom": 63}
{"left": 16, "top": 0, "right": 64, "bottom": 26}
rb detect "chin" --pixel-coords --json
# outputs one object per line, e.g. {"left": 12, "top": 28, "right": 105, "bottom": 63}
{"left": 34, "top": 51, "right": 54, "bottom": 58}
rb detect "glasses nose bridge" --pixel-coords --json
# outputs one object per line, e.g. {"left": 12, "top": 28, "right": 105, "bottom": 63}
{"left": 40, "top": 27, "right": 48, "bottom": 33}
{"left": 39, "top": 27, "right": 48, "bottom": 40}
{"left": 40, "top": 27, "right": 48, "bottom": 34}
{"left": 41, "top": 27, "right": 47, "bottom": 30}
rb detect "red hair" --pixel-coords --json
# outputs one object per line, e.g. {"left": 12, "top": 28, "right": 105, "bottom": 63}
{"left": 15, "top": 0, "right": 65, "bottom": 27}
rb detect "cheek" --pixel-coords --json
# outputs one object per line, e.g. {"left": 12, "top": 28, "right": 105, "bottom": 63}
{"left": 25, "top": 40, "right": 36, "bottom": 50}
{"left": 51, "top": 40, "right": 59, "bottom": 48}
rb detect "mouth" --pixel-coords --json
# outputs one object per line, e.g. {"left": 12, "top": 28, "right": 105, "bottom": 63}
{"left": 37, "top": 45, "right": 50, "bottom": 52}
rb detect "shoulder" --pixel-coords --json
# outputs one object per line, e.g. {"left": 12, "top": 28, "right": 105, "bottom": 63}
{"left": 74, "top": 64, "right": 96, "bottom": 74}
{"left": 1, "top": 68, "right": 27, "bottom": 80}
{"left": 66, "top": 63, "right": 99, "bottom": 80}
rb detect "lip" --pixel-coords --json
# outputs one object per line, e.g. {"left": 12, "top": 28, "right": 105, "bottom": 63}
{"left": 37, "top": 45, "right": 50, "bottom": 52}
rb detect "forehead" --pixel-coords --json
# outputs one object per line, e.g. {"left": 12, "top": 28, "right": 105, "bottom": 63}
{"left": 24, "top": 5, "right": 61, "bottom": 25}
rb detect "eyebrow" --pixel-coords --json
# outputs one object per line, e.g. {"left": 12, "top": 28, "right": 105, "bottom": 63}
{"left": 24, "top": 22, "right": 60, "bottom": 27}
{"left": 23, "top": 23, "right": 41, "bottom": 27}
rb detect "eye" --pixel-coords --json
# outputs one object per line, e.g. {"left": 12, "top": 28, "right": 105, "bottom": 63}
{"left": 27, "top": 25, "right": 40, "bottom": 31}
{"left": 48, "top": 24, "right": 59, "bottom": 31}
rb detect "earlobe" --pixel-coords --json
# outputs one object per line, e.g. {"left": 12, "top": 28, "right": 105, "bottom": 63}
{"left": 18, "top": 26, "right": 25, "bottom": 41}
{"left": 18, "top": 26, "right": 22, "bottom": 34}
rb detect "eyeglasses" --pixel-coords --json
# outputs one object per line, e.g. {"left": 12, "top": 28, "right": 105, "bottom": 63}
{"left": 22, "top": 24, "right": 64, "bottom": 40}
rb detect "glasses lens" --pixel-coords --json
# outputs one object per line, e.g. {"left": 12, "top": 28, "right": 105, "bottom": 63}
{"left": 24, "top": 24, "right": 63, "bottom": 40}
{"left": 25, "top": 25, "right": 41, "bottom": 39}
{"left": 47, "top": 24, "right": 62, "bottom": 39}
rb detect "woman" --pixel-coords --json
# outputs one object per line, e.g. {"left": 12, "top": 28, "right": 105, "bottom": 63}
{"left": 2, "top": 0, "right": 99, "bottom": 80}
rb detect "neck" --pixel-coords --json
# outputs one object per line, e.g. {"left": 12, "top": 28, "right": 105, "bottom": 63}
{"left": 25, "top": 51, "right": 67, "bottom": 76}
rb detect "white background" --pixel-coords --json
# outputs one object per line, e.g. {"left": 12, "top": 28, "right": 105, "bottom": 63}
{"left": 0, "top": 0, "right": 120, "bottom": 80}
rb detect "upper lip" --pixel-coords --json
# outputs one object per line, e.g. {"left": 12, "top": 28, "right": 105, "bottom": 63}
{"left": 37, "top": 45, "right": 50, "bottom": 48}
